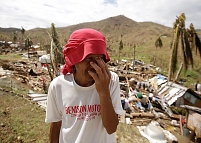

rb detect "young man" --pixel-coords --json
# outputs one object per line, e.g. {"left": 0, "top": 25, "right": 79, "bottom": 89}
{"left": 45, "top": 28, "right": 124, "bottom": 143}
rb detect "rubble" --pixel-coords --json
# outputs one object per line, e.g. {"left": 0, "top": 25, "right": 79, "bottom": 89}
{"left": 0, "top": 57, "right": 200, "bottom": 142}
{"left": 0, "top": 59, "right": 51, "bottom": 92}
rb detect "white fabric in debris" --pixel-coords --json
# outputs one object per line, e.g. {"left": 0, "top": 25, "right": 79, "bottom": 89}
{"left": 137, "top": 121, "right": 177, "bottom": 143}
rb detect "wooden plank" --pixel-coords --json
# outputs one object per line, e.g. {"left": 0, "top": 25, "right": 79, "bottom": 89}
{"left": 28, "top": 94, "right": 47, "bottom": 98}
{"left": 130, "top": 112, "right": 155, "bottom": 118}
{"left": 32, "top": 97, "right": 47, "bottom": 102}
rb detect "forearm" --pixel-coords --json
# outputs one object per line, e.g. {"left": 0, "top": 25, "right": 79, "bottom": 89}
{"left": 99, "top": 93, "right": 119, "bottom": 134}
{"left": 49, "top": 121, "right": 62, "bottom": 143}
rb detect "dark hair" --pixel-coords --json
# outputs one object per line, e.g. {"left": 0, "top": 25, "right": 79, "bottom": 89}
{"left": 72, "top": 65, "right": 76, "bottom": 73}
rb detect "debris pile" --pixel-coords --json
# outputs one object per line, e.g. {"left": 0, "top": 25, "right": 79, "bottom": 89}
{"left": 1, "top": 57, "right": 201, "bottom": 142}
{"left": 108, "top": 59, "right": 201, "bottom": 142}
{"left": 0, "top": 59, "right": 51, "bottom": 92}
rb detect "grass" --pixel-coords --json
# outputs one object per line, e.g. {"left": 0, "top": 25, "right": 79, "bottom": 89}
{"left": 0, "top": 91, "right": 49, "bottom": 143}
{"left": 0, "top": 54, "right": 22, "bottom": 61}
{"left": 0, "top": 76, "right": 49, "bottom": 143}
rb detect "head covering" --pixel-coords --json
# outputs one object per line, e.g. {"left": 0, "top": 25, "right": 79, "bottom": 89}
{"left": 62, "top": 28, "right": 110, "bottom": 75}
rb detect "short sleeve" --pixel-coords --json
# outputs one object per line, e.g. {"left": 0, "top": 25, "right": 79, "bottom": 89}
{"left": 45, "top": 79, "right": 62, "bottom": 123}
{"left": 109, "top": 72, "right": 124, "bottom": 116}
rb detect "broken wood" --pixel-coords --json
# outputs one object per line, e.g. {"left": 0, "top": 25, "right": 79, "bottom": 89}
{"left": 179, "top": 115, "right": 183, "bottom": 136}
{"left": 130, "top": 112, "right": 155, "bottom": 118}
{"left": 131, "top": 118, "right": 152, "bottom": 123}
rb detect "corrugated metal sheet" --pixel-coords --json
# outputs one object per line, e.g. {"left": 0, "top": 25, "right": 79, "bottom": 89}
{"left": 149, "top": 75, "right": 197, "bottom": 106}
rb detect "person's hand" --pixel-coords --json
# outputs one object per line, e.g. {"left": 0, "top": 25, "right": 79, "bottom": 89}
{"left": 88, "top": 57, "right": 111, "bottom": 96}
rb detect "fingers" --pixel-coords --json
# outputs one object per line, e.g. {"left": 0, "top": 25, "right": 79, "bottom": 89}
{"left": 90, "top": 57, "right": 110, "bottom": 79}
{"left": 88, "top": 70, "right": 98, "bottom": 80}
{"left": 89, "top": 61, "right": 103, "bottom": 79}
{"left": 88, "top": 57, "right": 111, "bottom": 94}
{"left": 98, "top": 58, "right": 111, "bottom": 79}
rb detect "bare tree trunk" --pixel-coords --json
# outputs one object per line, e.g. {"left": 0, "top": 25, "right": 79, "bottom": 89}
{"left": 45, "top": 30, "right": 59, "bottom": 81}
{"left": 193, "top": 33, "right": 197, "bottom": 55}
{"left": 174, "top": 63, "right": 183, "bottom": 82}
{"left": 50, "top": 40, "right": 58, "bottom": 78}
{"left": 168, "top": 46, "right": 174, "bottom": 81}
{"left": 46, "top": 61, "right": 53, "bottom": 81}
{"left": 168, "top": 26, "right": 180, "bottom": 81}
{"left": 28, "top": 46, "right": 30, "bottom": 58}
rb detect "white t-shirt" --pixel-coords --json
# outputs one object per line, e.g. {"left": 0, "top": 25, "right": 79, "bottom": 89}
{"left": 45, "top": 71, "right": 124, "bottom": 143}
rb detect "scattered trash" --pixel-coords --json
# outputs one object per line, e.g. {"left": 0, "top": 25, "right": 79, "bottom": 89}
{"left": 1, "top": 57, "right": 200, "bottom": 142}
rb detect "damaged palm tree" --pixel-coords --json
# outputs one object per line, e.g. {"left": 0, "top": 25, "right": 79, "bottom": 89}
{"left": 50, "top": 23, "right": 64, "bottom": 64}
{"left": 186, "top": 23, "right": 201, "bottom": 57}
{"left": 119, "top": 34, "right": 123, "bottom": 60}
{"left": 25, "top": 37, "right": 32, "bottom": 58}
{"left": 12, "top": 31, "right": 18, "bottom": 44}
{"left": 168, "top": 13, "right": 194, "bottom": 81}
{"left": 153, "top": 34, "right": 167, "bottom": 65}
{"left": 46, "top": 23, "right": 64, "bottom": 81}
{"left": 20, "top": 27, "right": 25, "bottom": 50}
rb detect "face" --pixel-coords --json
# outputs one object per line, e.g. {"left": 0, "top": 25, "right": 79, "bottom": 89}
{"left": 74, "top": 54, "right": 105, "bottom": 85}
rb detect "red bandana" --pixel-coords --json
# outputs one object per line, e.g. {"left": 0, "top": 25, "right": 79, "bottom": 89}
{"left": 62, "top": 28, "right": 110, "bottom": 75}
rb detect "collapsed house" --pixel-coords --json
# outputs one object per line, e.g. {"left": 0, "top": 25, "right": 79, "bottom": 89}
{"left": 180, "top": 105, "right": 201, "bottom": 142}
{"left": 150, "top": 74, "right": 201, "bottom": 108}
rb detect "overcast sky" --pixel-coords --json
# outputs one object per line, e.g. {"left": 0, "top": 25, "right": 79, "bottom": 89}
{"left": 1, "top": 0, "right": 201, "bottom": 30}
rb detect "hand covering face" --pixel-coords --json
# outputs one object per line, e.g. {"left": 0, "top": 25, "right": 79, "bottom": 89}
{"left": 62, "top": 28, "right": 110, "bottom": 75}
